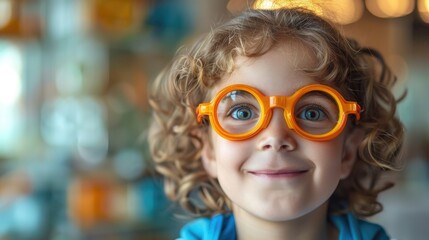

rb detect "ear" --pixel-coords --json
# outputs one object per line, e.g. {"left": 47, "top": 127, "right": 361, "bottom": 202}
{"left": 200, "top": 134, "right": 218, "bottom": 178}
{"left": 340, "top": 128, "right": 365, "bottom": 179}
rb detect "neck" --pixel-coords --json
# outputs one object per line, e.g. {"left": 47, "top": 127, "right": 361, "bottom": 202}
{"left": 233, "top": 202, "right": 338, "bottom": 240}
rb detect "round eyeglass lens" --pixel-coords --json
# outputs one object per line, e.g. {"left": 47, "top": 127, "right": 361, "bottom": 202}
{"left": 216, "top": 90, "right": 262, "bottom": 135}
{"left": 293, "top": 91, "right": 340, "bottom": 135}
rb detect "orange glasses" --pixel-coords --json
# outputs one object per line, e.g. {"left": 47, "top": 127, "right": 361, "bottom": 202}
{"left": 196, "top": 84, "right": 361, "bottom": 141}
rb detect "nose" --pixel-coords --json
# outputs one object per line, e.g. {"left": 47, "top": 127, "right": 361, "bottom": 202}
{"left": 257, "top": 109, "right": 297, "bottom": 151}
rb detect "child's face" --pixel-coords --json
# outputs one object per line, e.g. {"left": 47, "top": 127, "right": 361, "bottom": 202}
{"left": 201, "top": 42, "right": 361, "bottom": 222}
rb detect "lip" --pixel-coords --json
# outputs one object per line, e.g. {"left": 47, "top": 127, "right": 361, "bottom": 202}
{"left": 246, "top": 169, "right": 309, "bottom": 178}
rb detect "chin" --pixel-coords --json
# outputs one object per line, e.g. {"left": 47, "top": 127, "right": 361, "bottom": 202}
{"left": 252, "top": 207, "right": 310, "bottom": 222}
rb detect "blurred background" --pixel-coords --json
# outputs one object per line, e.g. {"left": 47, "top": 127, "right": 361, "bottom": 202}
{"left": 0, "top": 0, "right": 428, "bottom": 239}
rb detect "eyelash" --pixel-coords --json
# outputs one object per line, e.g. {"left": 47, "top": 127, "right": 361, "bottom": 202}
{"left": 227, "top": 103, "right": 256, "bottom": 118}
{"left": 297, "top": 104, "right": 329, "bottom": 119}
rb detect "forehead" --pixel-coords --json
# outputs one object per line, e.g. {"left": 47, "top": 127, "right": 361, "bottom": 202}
{"left": 211, "top": 41, "right": 320, "bottom": 97}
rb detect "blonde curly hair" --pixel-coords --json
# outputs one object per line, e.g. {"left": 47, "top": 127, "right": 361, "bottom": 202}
{"left": 148, "top": 8, "right": 404, "bottom": 218}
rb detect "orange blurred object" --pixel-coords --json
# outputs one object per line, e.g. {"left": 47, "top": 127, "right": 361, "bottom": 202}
{"left": 0, "top": 0, "right": 42, "bottom": 38}
{"left": 87, "top": 0, "right": 146, "bottom": 38}
{"left": 0, "top": 171, "right": 32, "bottom": 207}
{"left": 68, "top": 177, "right": 114, "bottom": 228}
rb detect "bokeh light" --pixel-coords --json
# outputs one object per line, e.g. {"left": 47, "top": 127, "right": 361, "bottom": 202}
{"left": 253, "top": 0, "right": 323, "bottom": 15}
{"left": 0, "top": 0, "right": 12, "bottom": 28}
{"left": 418, "top": 0, "right": 429, "bottom": 23}
{"left": 0, "top": 42, "right": 22, "bottom": 154}
{"left": 253, "top": 0, "right": 363, "bottom": 24}
{"left": 323, "top": 0, "right": 364, "bottom": 25}
{"left": 366, "top": 0, "right": 415, "bottom": 18}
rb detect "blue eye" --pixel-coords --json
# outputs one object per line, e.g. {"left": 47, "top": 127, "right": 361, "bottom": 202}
{"left": 230, "top": 106, "right": 254, "bottom": 120}
{"left": 298, "top": 106, "right": 327, "bottom": 121}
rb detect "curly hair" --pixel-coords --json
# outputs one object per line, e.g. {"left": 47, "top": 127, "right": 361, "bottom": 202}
{"left": 148, "top": 8, "right": 405, "bottom": 218}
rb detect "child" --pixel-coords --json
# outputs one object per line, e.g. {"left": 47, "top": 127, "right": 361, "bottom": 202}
{"left": 148, "top": 7, "right": 404, "bottom": 240}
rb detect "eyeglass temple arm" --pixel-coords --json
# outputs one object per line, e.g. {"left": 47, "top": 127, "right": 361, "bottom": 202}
{"left": 345, "top": 102, "right": 362, "bottom": 120}
{"left": 196, "top": 103, "right": 211, "bottom": 123}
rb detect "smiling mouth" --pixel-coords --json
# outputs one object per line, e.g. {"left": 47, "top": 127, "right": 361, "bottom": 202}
{"left": 247, "top": 170, "right": 309, "bottom": 178}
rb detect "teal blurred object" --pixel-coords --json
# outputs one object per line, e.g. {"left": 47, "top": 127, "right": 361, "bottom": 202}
{"left": 133, "top": 177, "right": 171, "bottom": 223}
{"left": 145, "top": 0, "right": 194, "bottom": 48}
{"left": 0, "top": 195, "right": 45, "bottom": 240}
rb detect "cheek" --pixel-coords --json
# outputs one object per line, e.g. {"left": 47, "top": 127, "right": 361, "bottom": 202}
{"left": 212, "top": 135, "right": 250, "bottom": 167}
{"left": 211, "top": 134, "right": 253, "bottom": 186}
{"left": 303, "top": 141, "right": 345, "bottom": 180}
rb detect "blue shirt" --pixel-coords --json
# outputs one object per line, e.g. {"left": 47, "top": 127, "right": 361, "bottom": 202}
{"left": 179, "top": 213, "right": 389, "bottom": 240}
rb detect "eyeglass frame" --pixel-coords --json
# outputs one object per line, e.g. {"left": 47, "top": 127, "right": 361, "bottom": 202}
{"left": 196, "top": 84, "right": 362, "bottom": 141}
